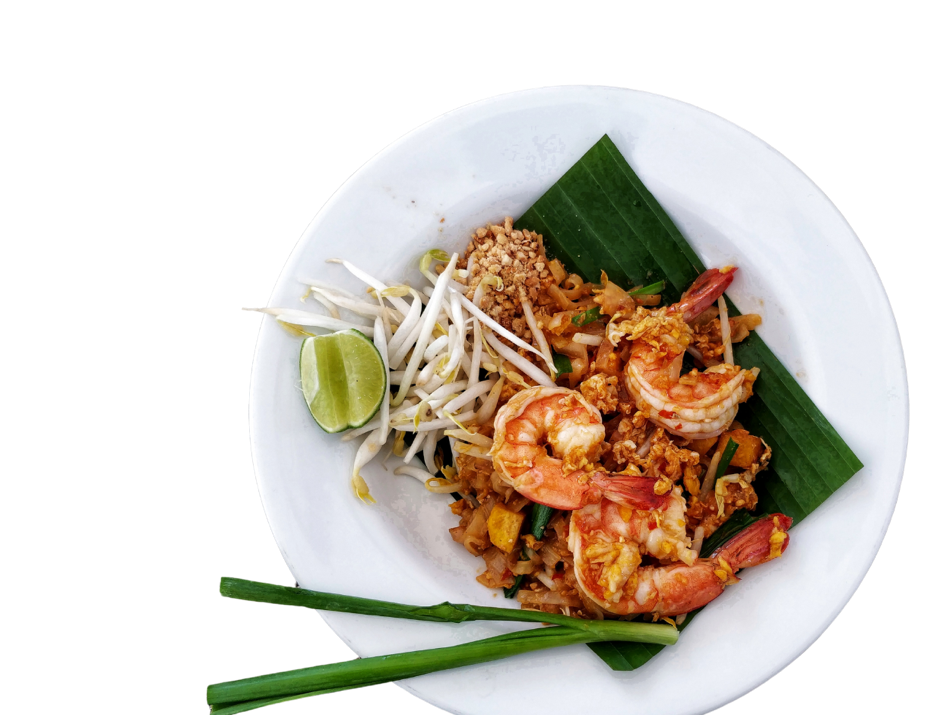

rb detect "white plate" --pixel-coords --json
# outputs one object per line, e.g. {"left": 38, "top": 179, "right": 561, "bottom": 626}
{"left": 249, "top": 87, "right": 907, "bottom": 715}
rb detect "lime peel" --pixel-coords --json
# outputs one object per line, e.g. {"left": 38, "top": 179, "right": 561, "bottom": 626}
{"left": 300, "top": 329, "right": 387, "bottom": 434}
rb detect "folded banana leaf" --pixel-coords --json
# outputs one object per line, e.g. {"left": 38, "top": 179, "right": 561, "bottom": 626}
{"left": 516, "top": 135, "right": 862, "bottom": 671}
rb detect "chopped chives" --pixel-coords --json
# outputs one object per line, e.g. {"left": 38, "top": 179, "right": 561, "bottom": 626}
{"left": 571, "top": 306, "right": 601, "bottom": 327}
{"left": 530, "top": 504, "right": 554, "bottom": 539}
{"left": 552, "top": 351, "right": 573, "bottom": 375}
{"left": 715, "top": 438, "right": 739, "bottom": 479}
{"left": 628, "top": 280, "right": 665, "bottom": 296}
{"left": 503, "top": 574, "right": 525, "bottom": 599}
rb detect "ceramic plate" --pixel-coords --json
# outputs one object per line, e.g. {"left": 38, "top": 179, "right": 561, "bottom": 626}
{"left": 249, "top": 87, "right": 907, "bottom": 715}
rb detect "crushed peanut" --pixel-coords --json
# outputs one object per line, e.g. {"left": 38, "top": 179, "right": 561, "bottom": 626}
{"left": 460, "top": 217, "right": 554, "bottom": 336}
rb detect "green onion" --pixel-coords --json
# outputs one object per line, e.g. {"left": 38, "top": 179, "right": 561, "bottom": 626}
{"left": 210, "top": 579, "right": 678, "bottom": 711}
{"left": 628, "top": 280, "right": 665, "bottom": 296}
{"left": 587, "top": 606, "right": 703, "bottom": 672}
{"left": 503, "top": 574, "right": 525, "bottom": 599}
{"left": 530, "top": 504, "right": 554, "bottom": 539}
{"left": 552, "top": 351, "right": 572, "bottom": 375}
{"left": 715, "top": 438, "right": 739, "bottom": 479}
{"left": 208, "top": 623, "right": 676, "bottom": 711}
{"left": 219, "top": 578, "right": 675, "bottom": 636}
{"left": 503, "top": 549, "right": 529, "bottom": 598}
{"left": 571, "top": 306, "right": 600, "bottom": 327}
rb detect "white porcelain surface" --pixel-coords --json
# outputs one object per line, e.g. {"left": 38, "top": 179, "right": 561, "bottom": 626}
{"left": 248, "top": 87, "right": 907, "bottom": 715}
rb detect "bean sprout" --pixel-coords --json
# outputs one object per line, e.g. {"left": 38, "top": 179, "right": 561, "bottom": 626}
{"left": 394, "top": 465, "right": 436, "bottom": 483}
{"left": 308, "top": 291, "right": 341, "bottom": 319}
{"left": 483, "top": 330, "right": 555, "bottom": 387}
{"left": 521, "top": 297, "right": 557, "bottom": 376}
{"left": 444, "top": 429, "right": 494, "bottom": 449}
{"left": 454, "top": 290, "right": 545, "bottom": 361}
{"left": 306, "top": 286, "right": 385, "bottom": 317}
{"left": 403, "top": 431, "right": 426, "bottom": 463}
{"left": 325, "top": 258, "right": 411, "bottom": 314}
{"left": 468, "top": 318, "right": 483, "bottom": 389}
{"left": 394, "top": 254, "right": 458, "bottom": 405}
{"left": 422, "top": 428, "right": 439, "bottom": 475}
{"left": 440, "top": 378, "right": 496, "bottom": 413}
{"left": 572, "top": 332, "right": 604, "bottom": 346}
{"left": 475, "top": 376, "right": 505, "bottom": 424}
{"left": 243, "top": 308, "right": 373, "bottom": 335}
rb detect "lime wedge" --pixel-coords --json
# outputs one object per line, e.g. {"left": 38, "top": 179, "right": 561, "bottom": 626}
{"left": 299, "top": 329, "right": 386, "bottom": 433}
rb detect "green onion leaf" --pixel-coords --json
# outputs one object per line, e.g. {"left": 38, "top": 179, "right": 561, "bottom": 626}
{"left": 208, "top": 623, "right": 676, "bottom": 709}
{"left": 503, "top": 574, "right": 525, "bottom": 599}
{"left": 552, "top": 351, "right": 572, "bottom": 375}
{"left": 715, "top": 438, "right": 739, "bottom": 479}
{"left": 628, "top": 280, "right": 665, "bottom": 296}
{"left": 219, "top": 578, "right": 677, "bottom": 640}
{"left": 504, "top": 549, "right": 530, "bottom": 599}
{"left": 587, "top": 607, "right": 702, "bottom": 672}
{"left": 530, "top": 504, "right": 554, "bottom": 539}
{"left": 571, "top": 306, "right": 600, "bottom": 327}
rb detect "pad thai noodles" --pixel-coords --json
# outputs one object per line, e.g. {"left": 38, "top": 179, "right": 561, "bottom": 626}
{"left": 258, "top": 216, "right": 790, "bottom": 623}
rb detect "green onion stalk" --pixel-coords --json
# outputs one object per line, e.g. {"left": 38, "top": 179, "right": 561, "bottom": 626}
{"left": 628, "top": 280, "right": 665, "bottom": 296}
{"left": 209, "top": 579, "right": 678, "bottom": 712}
{"left": 714, "top": 438, "right": 739, "bottom": 479}
{"left": 529, "top": 503, "right": 555, "bottom": 540}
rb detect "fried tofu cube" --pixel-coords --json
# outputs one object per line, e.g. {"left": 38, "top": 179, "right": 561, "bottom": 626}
{"left": 687, "top": 436, "right": 718, "bottom": 456}
{"left": 487, "top": 502, "right": 526, "bottom": 553}
{"left": 717, "top": 429, "right": 764, "bottom": 468}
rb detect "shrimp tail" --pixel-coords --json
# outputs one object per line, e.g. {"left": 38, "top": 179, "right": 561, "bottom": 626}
{"left": 676, "top": 267, "right": 737, "bottom": 322}
{"left": 593, "top": 473, "right": 671, "bottom": 511}
{"left": 711, "top": 513, "right": 792, "bottom": 569}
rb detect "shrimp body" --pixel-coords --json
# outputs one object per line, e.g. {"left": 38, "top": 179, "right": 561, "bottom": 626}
{"left": 628, "top": 343, "right": 752, "bottom": 439}
{"left": 611, "top": 268, "right": 755, "bottom": 439}
{"left": 491, "top": 387, "right": 670, "bottom": 511}
{"left": 571, "top": 489, "right": 696, "bottom": 567}
{"left": 571, "top": 511, "right": 791, "bottom": 616}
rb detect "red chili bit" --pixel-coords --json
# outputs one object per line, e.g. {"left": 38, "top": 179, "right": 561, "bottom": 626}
{"left": 659, "top": 409, "right": 675, "bottom": 418}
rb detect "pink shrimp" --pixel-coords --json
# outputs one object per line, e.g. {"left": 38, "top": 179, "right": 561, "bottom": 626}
{"left": 610, "top": 267, "right": 757, "bottom": 439}
{"left": 571, "top": 511, "right": 792, "bottom": 616}
{"left": 491, "top": 386, "right": 671, "bottom": 511}
{"left": 570, "top": 489, "right": 697, "bottom": 569}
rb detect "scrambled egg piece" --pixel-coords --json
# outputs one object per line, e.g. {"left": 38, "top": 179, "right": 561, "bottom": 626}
{"left": 578, "top": 374, "right": 620, "bottom": 413}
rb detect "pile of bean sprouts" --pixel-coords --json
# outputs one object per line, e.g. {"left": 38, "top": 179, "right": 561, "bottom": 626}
{"left": 250, "top": 250, "right": 559, "bottom": 503}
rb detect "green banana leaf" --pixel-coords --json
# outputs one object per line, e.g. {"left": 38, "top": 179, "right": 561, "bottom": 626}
{"left": 516, "top": 135, "right": 863, "bottom": 671}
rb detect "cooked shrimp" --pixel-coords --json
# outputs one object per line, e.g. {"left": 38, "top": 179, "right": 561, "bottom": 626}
{"left": 571, "top": 512, "right": 791, "bottom": 616}
{"left": 608, "top": 268, "right": 757, "bottom": 439}
{"left": 491, "top": 386, "right": 671, "bottom": 511}
{"left": 571, "top": 489, "right": 697, "bottom": 568}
